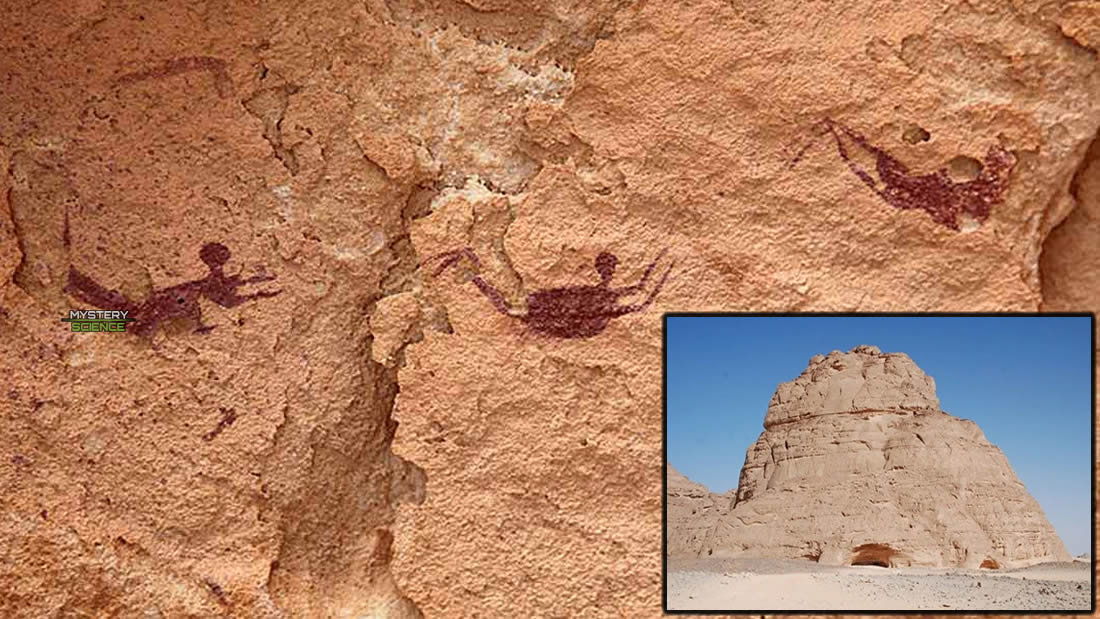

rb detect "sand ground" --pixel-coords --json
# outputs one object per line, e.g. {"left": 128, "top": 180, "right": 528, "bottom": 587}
{"left": 666, "top": 557, "right": 1093, "bottom": 611}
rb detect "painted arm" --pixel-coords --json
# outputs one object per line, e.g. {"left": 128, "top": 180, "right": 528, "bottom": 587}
{"left": 613, "top": 249, "right": 669, "bottom": 296}
{"left": 610, "top": 261, "right": 674, "bottom": 316}
{"left": 203, "top": 274, "right": 281, "bottom": 308}
{"left": 240, "top": 273, "right": 277, "bottom": 284}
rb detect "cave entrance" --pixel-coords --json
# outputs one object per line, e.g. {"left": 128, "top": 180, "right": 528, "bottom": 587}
{"left": 850, "top": 543, "right": 898, "bottom": 567}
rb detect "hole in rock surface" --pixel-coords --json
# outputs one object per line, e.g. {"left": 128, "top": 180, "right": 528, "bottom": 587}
{"left": 902, "top": 124, "right": 931, "bottom": 144}
{"left": 850, "top": 543, "right": 898, "bottom": 567}
{"left": 947, "top": 155, "right": 984, "bottom": 182}
{"left": 980, "top": 558, "right": 1000, "bottom": 569}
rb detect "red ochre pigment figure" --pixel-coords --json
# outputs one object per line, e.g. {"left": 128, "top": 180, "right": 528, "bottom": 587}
{"left": 115, "top": 56, "right": 234, "bottom": 98}
{"left": 65, "top": 242, "right": 281, "bottom": 336}
{"left": 791, "top": 118, "right": 1016, "bottom": 230}
{"left": 202, "top": 407, "right": 237, "bottom": 442}
{"left": 427, "top": 247, "right": 673, "bottom": 339}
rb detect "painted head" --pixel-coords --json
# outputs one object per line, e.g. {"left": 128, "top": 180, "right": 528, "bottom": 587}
{"left": 595, "top": 251, "right": 618, "bottom": 284}
{"left": 200, "top": 242, "right": 231, "bottom": 269}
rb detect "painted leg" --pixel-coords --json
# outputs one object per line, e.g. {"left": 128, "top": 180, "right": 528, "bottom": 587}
{"left": 827, "top": 123, "right": 894, "bottom": 204}
{"left": 428, "top": 248, "right": 523, "bottom": 318}
{"left": 787, "top": 119, "right": 837, "bottom": 168}
{"left": 425, "top": 247, "right": 482, "bottom": 277}
{"left": 65, "top": 266, "right": 138, "bottom": 313}
{"left": 183, "top": 299, "right": 217, "bottom": 334}
{"left": 471, "top": 276, "right": 524, "bottom": 318}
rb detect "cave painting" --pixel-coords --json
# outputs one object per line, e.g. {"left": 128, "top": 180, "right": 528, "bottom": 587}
{"left": 65, "top": 242, "right": 280, "bottom": 336}
{"left": 427, "top": 247, "right": 673, "bottom": 339}
{"left": 202, "top": 407, "right": 237, "bottom": 442}
{"left": 791, "top": 118, "right": 1016, "bottom": 230}
{"left": 116, "top": 56, "right": 234, "bottom": 98}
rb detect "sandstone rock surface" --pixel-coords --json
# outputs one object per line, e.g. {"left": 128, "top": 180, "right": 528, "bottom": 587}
{"left": 765, "top": 345, "right": 940, "bottom": 427}
{"left": 689, "top": 346, "right": 1071, "bottom": 570}
{"left": 666, "top": 466, "right": 732, "bottom": 557}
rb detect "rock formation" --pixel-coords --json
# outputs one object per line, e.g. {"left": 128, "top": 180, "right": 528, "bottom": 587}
{"left": 666, "top": 466, "right": 732, "bottom": 556}
{"left": 688, "top": 346, "right": 1071, "bottom": 569}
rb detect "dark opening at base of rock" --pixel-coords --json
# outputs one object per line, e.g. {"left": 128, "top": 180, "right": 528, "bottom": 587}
{"left": 850, "top": 543, "right": 898, "bottom": 567}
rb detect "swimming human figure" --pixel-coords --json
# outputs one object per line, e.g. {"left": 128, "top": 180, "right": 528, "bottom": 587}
{"left": 790, "top": 118, "right": 1016, "bottom": 230}
{"left": 427, "top": 247, "right": 673, "bottom": 339}
{"left": 65, "top": 242, "right": 280, "bottom": 336}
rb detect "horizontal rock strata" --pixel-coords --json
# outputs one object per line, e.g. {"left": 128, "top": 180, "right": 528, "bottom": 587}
{"left": 666, "top": 466, "right": 732, "bottom": 557}
{"left": 683, "top": 346, "right": 1070, "bottom": 569}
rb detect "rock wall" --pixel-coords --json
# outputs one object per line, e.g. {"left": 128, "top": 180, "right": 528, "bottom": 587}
{"left": 1, "top": 0, "right": 1097, "bottom": 616}
{"left": 699, "top": 346, "right": 1071, "bottom": 570}
{"left": 666, "top": 466, "right": 732, "bottom": 557}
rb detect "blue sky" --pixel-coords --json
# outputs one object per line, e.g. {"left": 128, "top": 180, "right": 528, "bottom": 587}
{"left": 666, "top": 315, "right": 1093, "bottom": 556}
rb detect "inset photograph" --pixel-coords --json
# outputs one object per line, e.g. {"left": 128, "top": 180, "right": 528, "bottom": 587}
{"left": 663, "top": 314, "right": 1094, "bottom": 613}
